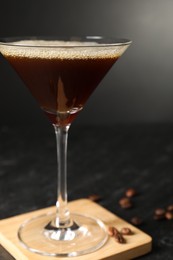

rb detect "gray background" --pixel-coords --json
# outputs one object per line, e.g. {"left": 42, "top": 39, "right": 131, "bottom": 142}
{"left": 0, "top": 0, "right": 173, "bottom": 126}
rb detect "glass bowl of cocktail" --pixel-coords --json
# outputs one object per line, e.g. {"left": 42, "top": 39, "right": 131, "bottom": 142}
{"left": 0, "top": 36, "right": 131, "bottom": 257}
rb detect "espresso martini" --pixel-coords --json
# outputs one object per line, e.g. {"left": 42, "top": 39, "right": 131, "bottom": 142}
{"left": 0, "top": 40, "right": 127, "bottom": 126}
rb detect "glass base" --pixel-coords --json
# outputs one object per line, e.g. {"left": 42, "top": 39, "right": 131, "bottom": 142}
{"left": 18, "top": 213, "right": 108, "bottom": 257}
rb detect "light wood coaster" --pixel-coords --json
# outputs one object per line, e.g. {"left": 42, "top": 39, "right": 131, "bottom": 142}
{"left": 0, "top": 199, "right": 152, "bottom": 259}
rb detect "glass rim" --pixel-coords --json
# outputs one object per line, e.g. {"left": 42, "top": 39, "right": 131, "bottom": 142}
{"left": 0, "top": 36, "right": 132, "bottom": 48}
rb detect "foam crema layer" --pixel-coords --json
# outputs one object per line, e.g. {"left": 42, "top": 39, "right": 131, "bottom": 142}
{"left": 0, "top": 40, "right": 128, "bottom": 60}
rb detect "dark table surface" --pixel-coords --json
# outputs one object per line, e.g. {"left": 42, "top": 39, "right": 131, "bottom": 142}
{"left": 1, "top": 124, "right": 173, "bottom": 259}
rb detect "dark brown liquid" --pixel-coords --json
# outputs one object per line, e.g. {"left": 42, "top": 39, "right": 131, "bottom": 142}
{"left": 6, "top": 55, "right": 119, "bottom": 126}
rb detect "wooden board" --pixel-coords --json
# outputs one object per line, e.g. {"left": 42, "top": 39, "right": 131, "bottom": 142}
{"left": 0, "top": 199, "right": 152, "bottom": 260}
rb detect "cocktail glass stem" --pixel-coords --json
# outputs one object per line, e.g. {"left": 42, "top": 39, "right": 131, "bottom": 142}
{"left": 54, "top": 124, "right": 71, "bottom": 228}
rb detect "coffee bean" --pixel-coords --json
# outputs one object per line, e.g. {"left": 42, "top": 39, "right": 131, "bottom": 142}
{"left": 165, "top": 212, "right": 173, "bottom": 220}
{"left": 131, "top": 216, "right": 142, "bottom": 226}
{"left": 119, "top": 197, "right": 132, "bottom": 209}
{"left": 154, "top": 208, "right": 165, "bottom": 216}
{"left": 121, "top": 227, "right": 133, "bottom": 235}
{"left": 167, "top": 205, "right": 173, "bottom": 212}
{"left": 153, "top": 208, "right": 165, "bottom": 220}
{"left": 125, "top": 188, "right": 137, "bottom": 198}
{"left": 108, "top": 226, "right": 119, "bottom": 237}
{"left": 107, "top": 227, "right": 114, "bottom": 237}
{"left": 114, "top": 232, "right": 126, "bottom": 244}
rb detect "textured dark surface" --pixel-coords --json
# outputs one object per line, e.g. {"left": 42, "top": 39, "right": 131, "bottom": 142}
{"left": 1, "top": 124, "right": 173, "bottom": 259}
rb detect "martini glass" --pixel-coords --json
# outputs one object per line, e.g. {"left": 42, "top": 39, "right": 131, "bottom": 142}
{"left": 0, "top": 36, "right": 131, "bottom": 257}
